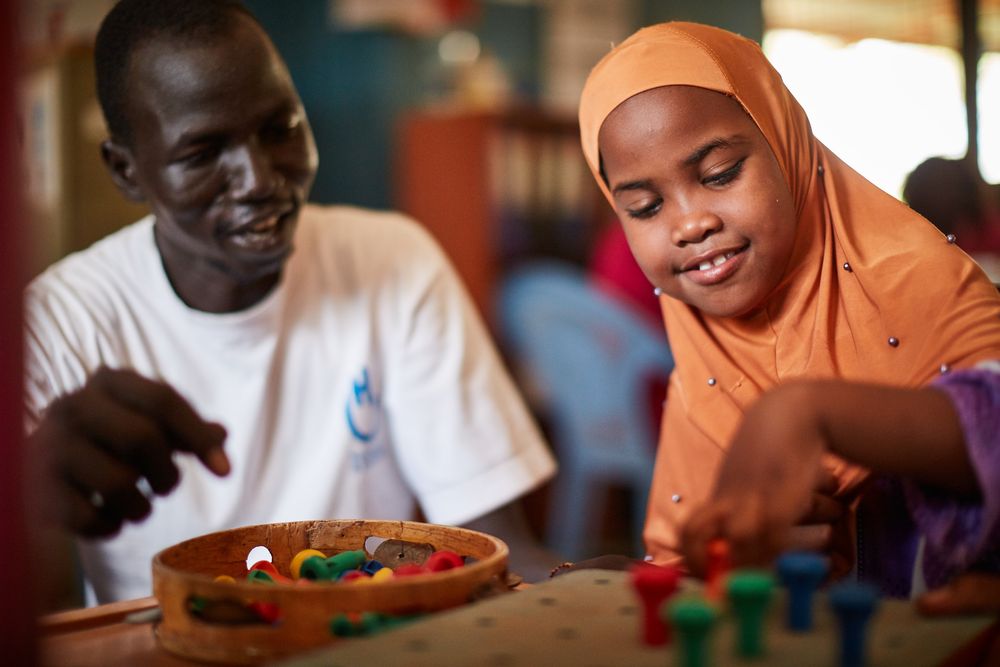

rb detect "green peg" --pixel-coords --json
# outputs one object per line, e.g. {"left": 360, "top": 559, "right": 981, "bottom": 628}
{"left": 245, "top": 568, "right": 275, "bottom": 584}
{"left": 326, "top": 549, "right": 367, "bottom": 577}
{"left": 668, "top": 596, "right": 718, "bottom": 667}
{"left": 299, "top": 555, "right": 332, "bottom": 580}
{"left": 727, "top": 570, "right": 775, "bottom": 658}
{"left": 329, "top": 613, "right": 360, "bottom": 637}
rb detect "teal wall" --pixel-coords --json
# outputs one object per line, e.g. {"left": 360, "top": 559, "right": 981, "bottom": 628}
{"left": 639, "top": 0, "right": 762, "bottom": 41}
{"left": 244, "top": 0, "right": 541, "bottom": 209}
{"left": 244, "top": 0, "right": 421, "bottom": 208}
{"left": 243, "top": 1, "right": 758, "bottom": 209}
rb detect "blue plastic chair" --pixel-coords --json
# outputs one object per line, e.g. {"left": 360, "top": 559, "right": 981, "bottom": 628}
{"left": 497, "top": 261, "right": 674, "bottom": 559}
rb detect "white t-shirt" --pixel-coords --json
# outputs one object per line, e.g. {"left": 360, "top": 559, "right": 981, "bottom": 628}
{"left": 24, "top": 204, "right": 555, "bottom": 603}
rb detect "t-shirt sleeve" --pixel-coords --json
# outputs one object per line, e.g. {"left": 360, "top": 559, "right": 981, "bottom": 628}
{"left": 22, "top": 281, "right": 91, "bottom": 433}
{"left": 380, "top": 219, "right": 556, "bottom": 526}
{"left": 903, "top": 363, "right": 1000, "bottom": 582}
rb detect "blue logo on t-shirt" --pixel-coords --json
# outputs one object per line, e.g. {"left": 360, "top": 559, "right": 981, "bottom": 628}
{"left": 346, "top": 366, "right": 386, "bottom": 470}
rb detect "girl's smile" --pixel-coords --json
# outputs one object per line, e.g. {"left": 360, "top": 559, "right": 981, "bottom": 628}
{"left": 679, "top": 244, "right": 749, "bottom": 286}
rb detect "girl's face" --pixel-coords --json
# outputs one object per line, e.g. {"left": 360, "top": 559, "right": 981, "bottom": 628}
{"left": 598, "top": 85, "right": 798, "bottom": 318}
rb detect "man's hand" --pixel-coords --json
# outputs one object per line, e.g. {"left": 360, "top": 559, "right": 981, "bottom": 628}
{"left": 31, "top": 367, "right": 229, "bottom": 538}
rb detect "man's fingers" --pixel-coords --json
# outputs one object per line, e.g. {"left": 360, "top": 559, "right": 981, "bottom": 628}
{"left": 34, "top": 368, "right": 231, "bottom": 539}
{"left": 44, "top": 416, "right": 154, "bottom": 534}
{"left": 60, "top": 435, "right": 140, "bottom": 502}
{"left": 91, "top": 368, "right": 230, "bottom": 475}
{"left": 197, "top": 439, "right": 231, "bottom": 476}
{"left": 57, "top": 483, "right": 124, "bottom": 538}
{"left": 56, "top": 388, "right": 181, "bottom": 494}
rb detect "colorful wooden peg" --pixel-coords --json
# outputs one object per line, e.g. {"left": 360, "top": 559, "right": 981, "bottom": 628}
{"left": 630, "top": 562, "right": 681, "bottom": 646}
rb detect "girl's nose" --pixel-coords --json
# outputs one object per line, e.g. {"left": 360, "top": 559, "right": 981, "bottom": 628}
{"left": 671, "top": 210, "right": 723, "bottom": 247}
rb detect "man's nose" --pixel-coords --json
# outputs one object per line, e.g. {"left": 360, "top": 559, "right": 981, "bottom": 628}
{"left": 671, "top": 209, "right": 723, "bottom": 246}
{"left": 227, "top": 142, "right": 280, "bottom": 200}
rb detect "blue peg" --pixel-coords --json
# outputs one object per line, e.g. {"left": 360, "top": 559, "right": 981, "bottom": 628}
{"left": 828, "top": 581, "right": 879, "bottom": 667}
{"left": 776, "top": 551, "right": 828, "bottom": 631}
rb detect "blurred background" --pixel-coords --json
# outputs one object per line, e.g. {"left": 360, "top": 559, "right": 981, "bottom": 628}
{"left": 20, "top": 0, "right": 1000, "bottom": 290}
{"left": 14, "top": 0, "right": 1000, "bottom": 609}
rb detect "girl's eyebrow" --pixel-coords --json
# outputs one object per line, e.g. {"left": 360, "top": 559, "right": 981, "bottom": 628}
{"left": 682, "top": 136, "right": 744, "bottom": 167}
{"left": 610, "top": 134, "right": 751, "bottom": 195}
{"left": 611, "top": 178, "right": 654, "bottom": 195}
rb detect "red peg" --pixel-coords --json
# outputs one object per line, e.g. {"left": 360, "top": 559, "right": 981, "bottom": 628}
{"left": 247, "top": 600, "right": 282, "bottom": 624}
{"left": 425, "top": 550, "right": 464, "bottom": 572}
{"left": 706, "top": 538, "right": 730, "bottom": 601}
{"left": 393, "top": 564, "right": 427, "bottom": 577}
{"left": 630, "top": 562, "right": 681, "bottom": 646}
{"left": 249, "top": 559, "right": 292, "bottom": 583}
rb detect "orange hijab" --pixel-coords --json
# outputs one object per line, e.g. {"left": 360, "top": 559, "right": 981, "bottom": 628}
{"left": 579, "top": 22, "right": 1000, "bottom": 563}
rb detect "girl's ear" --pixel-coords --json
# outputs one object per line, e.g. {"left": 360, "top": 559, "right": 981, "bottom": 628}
{"left": 100, "top": 140, "right": 145, "bottom": 202}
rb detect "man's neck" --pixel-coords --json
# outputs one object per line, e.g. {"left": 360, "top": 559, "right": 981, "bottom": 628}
{"left": 153, "top": 227, "right": 282, "bottom": 314}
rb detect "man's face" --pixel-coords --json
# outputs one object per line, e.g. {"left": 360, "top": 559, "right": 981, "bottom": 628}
{"left": 598, "top": 85, "right": 798, "bottom": 319}
{"left": 112, "top": 15, "right": 318, "bottom": 307}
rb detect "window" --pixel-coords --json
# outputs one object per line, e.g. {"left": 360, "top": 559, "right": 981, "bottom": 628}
{"left": 764, "top": 29, "right": 971, "bottom": 197}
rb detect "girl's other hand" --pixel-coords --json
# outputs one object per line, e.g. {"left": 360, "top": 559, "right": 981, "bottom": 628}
{"left": 917, "top": 573, "right": 1000, "bottom": 616}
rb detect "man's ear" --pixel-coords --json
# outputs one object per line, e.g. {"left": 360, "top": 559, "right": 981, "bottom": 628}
{"left": 100, "top": 139, "right": 145, "bottom": 202}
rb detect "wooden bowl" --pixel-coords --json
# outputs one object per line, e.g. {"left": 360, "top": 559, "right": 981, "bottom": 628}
{"left": 152, "top": 519, "right": 509, "bottom": 664}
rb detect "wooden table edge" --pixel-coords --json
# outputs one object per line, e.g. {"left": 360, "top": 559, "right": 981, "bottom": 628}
{"left": 39, "top": 596, "right": 159, "bottom": 635}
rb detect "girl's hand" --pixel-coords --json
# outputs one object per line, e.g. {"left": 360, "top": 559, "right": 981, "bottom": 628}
{"left": 917, "top": 573, "right": 1000, "bottom": 616}
{"left": 917, "top": 572, "right": 1000, "bottom": 664}
{"left": 681, "top": 383, "right": 833, "bottom": 575}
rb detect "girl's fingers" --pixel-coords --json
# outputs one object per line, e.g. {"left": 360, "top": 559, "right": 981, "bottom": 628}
{"left": 799, "top": 492, "right": 847, "bottom": 524}
{"left": 917, "top": 574, "right": 1000, "bottom": 616}
{"left": 680, "top": 502, "right": 730, "bottom": 577}
{"left": 786, "top": 524, "right": 833, "bottom": 553}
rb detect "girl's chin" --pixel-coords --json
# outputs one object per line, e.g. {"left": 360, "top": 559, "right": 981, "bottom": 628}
{"left": 689, "top": 292, "right": 767, "bottom": 319}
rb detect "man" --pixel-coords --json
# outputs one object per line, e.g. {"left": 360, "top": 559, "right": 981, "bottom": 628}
{"left": 25, "top": 0, "right": 556, "bottom": 604}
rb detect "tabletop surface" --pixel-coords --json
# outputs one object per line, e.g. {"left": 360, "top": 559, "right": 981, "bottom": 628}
{"left": 39, "top": 571, "right": 998, "bottom": 667}
{"left": 41, "top": 597, "right": 187, "bottom": 667}
{"left": 281, "top": 571, "right": 997, "bottom": 667}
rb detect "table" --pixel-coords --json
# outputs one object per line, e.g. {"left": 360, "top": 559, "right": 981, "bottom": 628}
{"left": 281, "top": 571, "right": 999, "bottom": 666}
{"left": 40, "top": 597, "right": 187, "bottom": 667}
{"left": 40, "top": 572, "right": 999, "bottom": 666}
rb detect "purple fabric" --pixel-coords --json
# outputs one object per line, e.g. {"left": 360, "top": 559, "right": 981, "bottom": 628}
{"left": 905, "top": 368, "right": 1000, "bottom": 588}
{"left": 856, "top": 367, "right": 1000, "bottom": 596}
{"left": 856, "top": 476, "right": 919, "bottom": 597}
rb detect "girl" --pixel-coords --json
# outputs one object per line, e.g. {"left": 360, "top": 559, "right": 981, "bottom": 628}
{"left": 576, "top": 21, "right": 1000, "bottom": 598}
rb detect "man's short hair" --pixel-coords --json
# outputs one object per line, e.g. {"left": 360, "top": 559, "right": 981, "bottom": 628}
{"left": 94, "top": 0, "right": 260, "bottom": 145}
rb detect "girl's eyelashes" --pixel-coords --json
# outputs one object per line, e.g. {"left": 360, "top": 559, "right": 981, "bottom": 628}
{"left": 703, "top": 157, "right": 746, "bottom": 186}
{"left": 620, "top": 157, "right": 747, "bottom": 219}
{"left": 626, "top": 197, "right": 663, "bottom": 220}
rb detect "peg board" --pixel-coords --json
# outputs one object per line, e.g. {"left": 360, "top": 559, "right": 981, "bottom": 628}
{"left": 280, "top": 570, "right": 997, "bottom": 667}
